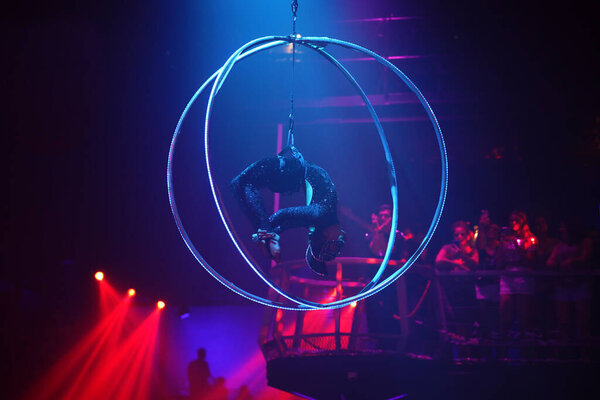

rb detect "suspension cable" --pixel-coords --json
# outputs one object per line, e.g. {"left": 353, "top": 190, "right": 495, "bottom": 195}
{"left": 287, "top": 0, "right": 299, "bottom": 146}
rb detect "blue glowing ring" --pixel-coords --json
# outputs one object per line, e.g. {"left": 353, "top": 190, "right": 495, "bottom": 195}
{"left": 206, "top": 37, "right": 397, "bottom": 308}
{"left": 168, "top": 36, "right": 448, "bottom": 310}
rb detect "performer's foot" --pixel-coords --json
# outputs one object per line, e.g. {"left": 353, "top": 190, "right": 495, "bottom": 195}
{"left": 268, "top": 235, "right": 281, "bottom": 262}
{"left": 252, "top": 230, "right": 281, "bottom": 262}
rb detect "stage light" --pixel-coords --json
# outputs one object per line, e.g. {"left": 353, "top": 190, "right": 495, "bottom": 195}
{"left": 95, "top": 271, "right": 104, "bottom": 281}
{"left": 128, "top": 289, "right": 136, "bottom": 297}
{"left": 157, "top": 301, "right": 165, "bottom": 309}
{"left": 350, "top": 302, "right": 357, "bottom": 308}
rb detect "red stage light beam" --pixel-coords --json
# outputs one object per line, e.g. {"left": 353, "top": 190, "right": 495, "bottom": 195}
{"left": 76, "top": 309, "right": 161, "bottom": 400}
{"left": 99, "top": 278, "right": 122, "bottom": 316}
{"left": 115, "top": 310, "right": 161, "bottom": 400}
{"left": 62, "top": 297, "right": 132, "bottom": 400}
{"left": 24, "top": 296, "right": 132, "bottom": 400}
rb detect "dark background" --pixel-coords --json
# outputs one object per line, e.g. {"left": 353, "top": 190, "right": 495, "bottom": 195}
{"left": 1, "top": 0, "right": 599, "bottom": 397}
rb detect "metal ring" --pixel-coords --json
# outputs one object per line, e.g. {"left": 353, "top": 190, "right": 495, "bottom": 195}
{"left": 168, "top": 36, "right": 447, "bottom": 310}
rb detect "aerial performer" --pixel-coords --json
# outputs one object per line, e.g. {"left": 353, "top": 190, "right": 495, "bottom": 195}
{"left": 167, "top": 0, "right": 447, "bottom": 309}
{"left": 231, "top": 144, "right": 346, "bottom": 276}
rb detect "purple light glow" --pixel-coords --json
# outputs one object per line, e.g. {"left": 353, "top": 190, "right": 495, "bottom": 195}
{"left": 341, "top": 16, "right": 419, "bottom": 23}
{"left": 297, "top": 116, "right": 442, "bottom": 125}
{"left": 160, "top": 306, "right": 286, "bottom": 398}
{"left": 297, "top": 92, "right": 437, "bottom": 108}
{"left": 338, "top": 55, "right": 426, "bottom": 62}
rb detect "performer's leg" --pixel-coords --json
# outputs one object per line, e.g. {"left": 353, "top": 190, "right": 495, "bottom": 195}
{"left": 231, "top": 157, "right": 282, "bottom": 260}
{"left": 269, "top": 204, "right": 328, "bottom": 233}
{"left": 231, "top": 157, "right": 280, "bottom": 231}
{"left": 236, "top": 183, "right": 271, "bottom": 230}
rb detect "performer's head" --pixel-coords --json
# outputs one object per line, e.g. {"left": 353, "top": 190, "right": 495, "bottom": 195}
{"left": 278, "top": 145, "right": 305, "bottom": 163}
{"left": 306, "top": 225, "right": 346, "bottom": 274}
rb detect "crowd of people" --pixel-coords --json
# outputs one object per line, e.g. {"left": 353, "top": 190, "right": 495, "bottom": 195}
{"left": 364, "top": 205, "right": 598, "bottom": 344}
{"left": 432, "top": 210, "right": 596, "bottom": 343}
{"left": 187, "top": 349, "right": 252, "bottom": 400}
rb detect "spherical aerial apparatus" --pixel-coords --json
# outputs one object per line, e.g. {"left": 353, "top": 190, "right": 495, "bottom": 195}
{"left": 167, "top": 35, "right": 447, "bottom": 311}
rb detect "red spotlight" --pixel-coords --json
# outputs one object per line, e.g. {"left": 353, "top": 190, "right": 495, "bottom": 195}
{"left": 127, "top": 289, "right": 136, "bottom": 297}
{"left": 156, "top": 301, "right": 165, "bottom": 309}
{"left": 95, "top": 271, "right": 104, "bottom": 281}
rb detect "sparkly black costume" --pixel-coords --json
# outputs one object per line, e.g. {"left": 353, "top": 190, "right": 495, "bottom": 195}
{"left": 231, "top": 149, "right": 338, "bottom": 234}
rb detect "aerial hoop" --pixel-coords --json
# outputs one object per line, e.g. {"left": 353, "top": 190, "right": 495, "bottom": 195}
{"left": 167, "top": 36, "right": 448, "bottom": 310}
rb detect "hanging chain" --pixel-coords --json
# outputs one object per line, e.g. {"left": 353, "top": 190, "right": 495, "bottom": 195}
{"left": 291, "top": 0, "right": 298, "bottom": 36}
{"left": 287, "top": 0, "right": 299, "bottom": 146}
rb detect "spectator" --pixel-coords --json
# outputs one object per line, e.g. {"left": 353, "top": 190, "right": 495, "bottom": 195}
{"left": 436, "top": 221, "right": 479, "bottom": 339}
{"left": 366, "top": 204, "right": 396, "bottom": 258}
{"left": 188, "top": 348, "right": 211, "bottom": 400}
{"left": 533, "top": 215, "right": 559, "bottom": 338}
{"left": 435, "top": 221, "right": 479, "bottom": 271}
{"left": 547, "top": 219, "right": 593, "bottom": 341}
{"left": 233, "top": 385, "right": 253, "bottom": 400}
{"left": 497, "top": 211, "right": 537, "bottom": 340}
{"left": 207, "top": 377, "right": 228, "bottom": 400}
{"left": 533, "top": 216, "right": 558, "bottom": 264}
{"left": 475, "top": 210, "right": 501, "bottom": 340}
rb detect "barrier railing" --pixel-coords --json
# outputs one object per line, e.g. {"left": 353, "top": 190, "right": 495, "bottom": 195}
{"left": 259, "top": 258, "right": 599, "bottom": 362}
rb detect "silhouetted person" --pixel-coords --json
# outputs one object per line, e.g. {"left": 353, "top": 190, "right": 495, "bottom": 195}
{"left": 435, "top": 220, "right": 479, "bottom": 339}
{"left": 497, "top": 211, "right": 537, "bottom": 339}
{"left": 207, "top": 376, "right": 228, "bottom": 400}
{"left": 364, "top": 205, "right": 403, "bottom": 349}
{"left": 366, "top": 204, "right": 395, "bottom": 257}
{"left": 533, "top": 215, "right": 558, "bottom": 337}
{"left": 533, "top": 216, "right": 558, "bottom": 264}
{"left": 475, "top": 210, "right": 501, "bottom": 339}
{"left": 365, "top": 204, "right": 418, "bottom": 261}
{"left": 233, "top": 385, "right": 253, "bottom": 400}
{"left": 436, "top": 221, "right": 479, "bottom": 271}
{"left": 188, "top": 348, "right": 211, "bottom": 400}
{"left": 547, "top": 219, "right": 593, "bottom": 341}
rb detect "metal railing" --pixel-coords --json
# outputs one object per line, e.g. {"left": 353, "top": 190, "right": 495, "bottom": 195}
{"left": 260, "top": 258, "right": 599, "bottom": 362}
